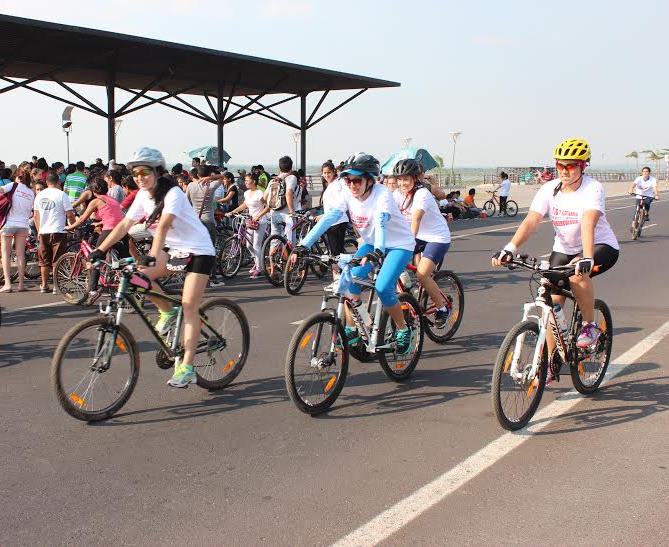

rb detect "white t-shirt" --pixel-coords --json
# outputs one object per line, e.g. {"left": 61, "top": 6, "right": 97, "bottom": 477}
{"left": 632, "top": 176, "right": 657, "bottom": 198}
{"left": 244, "top": 189, "right": 266, "bottom": 221}
{"left": 393, "top": 187, "right": 451, "bottom": 244}
{"left": 33, "top": 187, "right": 72, "bottom": 234}
{"left": 2, "top": 182, "right": 34, "bottom": 229}
{"left": 529, "top": 176, "right": 619, "bottom": 254}
{"left": 330, "top": 184, "right": 415, "bottom": 251}
{"left": 499, "top": 179, "right": 511, "bottom": 197}
{"left": 126, "top": 187, "right": 215, "bottom": 255}
{"left": 321, "top": 178, "right": 348, "bottom": 226}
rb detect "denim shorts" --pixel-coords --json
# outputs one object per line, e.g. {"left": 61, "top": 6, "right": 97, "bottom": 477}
{"left": 0, "top": 225, "right": 29, "bottom": 236}
{"left": 414, "top": 239, "right": 450, "bottom": 266}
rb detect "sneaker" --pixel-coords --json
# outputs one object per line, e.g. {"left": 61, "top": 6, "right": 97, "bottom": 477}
{"left": 576, "top": 322, "right": 600, "bottom": 349}
{"left": 167, "top": 362, "right": 197, "bottom": 388}
{"left": 644, "top": 213, "right": 650, "bottom": 221}
{"left": 434, "top": 308, "right": 450, "bottom": 329}
{"left": 394, "top": 327, "right": 412, "bottom": 354}
{"left": 249, "top": 270, "right": 261, "bottom": 279}
{"left": 209, "top": 277, "right": 225, "bottom": 287}
{"left": 155, "top": 308, "right": 178, "bottom": 336}
{"left": 40, "top": 286, "right": 49, "bottom": 294}
{"left": 323, "top": 281, "right": 338, "bottom": 292}
{"left": 86, "top": 290, "right": 102, "bottom": 305}
{"left": 52, "top": 287, "right": 58, "bottom": 295}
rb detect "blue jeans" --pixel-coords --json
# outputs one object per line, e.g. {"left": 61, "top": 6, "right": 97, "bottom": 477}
{"left": 348, "top": 244, "right": 413, "bottom": 307}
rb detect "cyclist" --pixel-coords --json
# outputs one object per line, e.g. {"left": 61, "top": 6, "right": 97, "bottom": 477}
{"left": 629, "top": 166, "right": 659, "bottom": 221}
{"left": 392, "top": 159, "right": 452, "bottom": 328}
{"left": 293, "top": 153, "right": 416, "bottom": 353}
{"left": 492, "top": 137, "right": 619, "bottom": 355}
{"left": 494, "top": 171, "right": 511, "bottom": 216}
{"left": 87, "top": 147, "right": 217, "bottom": 389}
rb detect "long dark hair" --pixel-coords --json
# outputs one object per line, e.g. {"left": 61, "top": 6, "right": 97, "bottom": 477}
{"left": 399, "top": 177, "right": 424, "bottom": 213}
{"left": 321, "top": 159, "right": 336, "bottom": 192}
{"left": 146, "top": 167, "right": 177, "bottom": 225}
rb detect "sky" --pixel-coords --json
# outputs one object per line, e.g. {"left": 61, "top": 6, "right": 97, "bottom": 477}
{"left": 1, "top": 0, "right": 668, "bottom": 169}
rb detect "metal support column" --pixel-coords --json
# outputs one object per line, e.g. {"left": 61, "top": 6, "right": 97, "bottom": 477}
{"left": 106, "top": 74, "right": 116, "bottom": 160}
{"left": 217, "top": 81, "right": 225, "bottom": 167}
{"left": 300, "top": 93, "right": 307, "bottom": 171}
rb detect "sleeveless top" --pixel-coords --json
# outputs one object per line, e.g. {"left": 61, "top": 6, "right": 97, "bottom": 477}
{"left": 97, "top": 193, "right": 124, "bottom": 230}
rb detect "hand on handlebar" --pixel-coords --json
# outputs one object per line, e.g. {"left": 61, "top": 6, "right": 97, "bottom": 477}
{"left": 491, "top": 248, "right": 514, "bottom": 267}
{"left": 87, "top": 248, "right": 106, "bottom": 264}
{"left": 361, "top": 248, "right": 384, "bottom": 267}
{"left": 573, "top": 257, "right": 594, "bottom": 276}
{"left": 289, "top": 245, "right": 308, "bottom": 266}
{"left": 138, "top": 255, "right": 156, "bottom": 267}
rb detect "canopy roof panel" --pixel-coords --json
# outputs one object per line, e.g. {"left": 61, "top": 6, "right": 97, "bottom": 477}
{"left": 0, "top": 14, "right": 399, "bottom": 96}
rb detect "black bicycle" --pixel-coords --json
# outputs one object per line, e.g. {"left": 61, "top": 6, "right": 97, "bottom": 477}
{"left": 51, "top": 257, "right": 250, "bottom": 422}
{"left": 630, "top": 193, "right": 656, "bottom": 240}
{"left": 491, "top": 255, "right": 612, "bottom": 430}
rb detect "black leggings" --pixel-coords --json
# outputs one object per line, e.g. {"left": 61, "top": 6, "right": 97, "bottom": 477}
{"left": 499, "top": 195, "right": 508, "bottom": 214}
{"left": 325, "top": 223, "right": 347, "bottom": 255}
{"left": 549, "top": 243, "right": 619, "bottom": 288}
{"left": 97, "top": 230, "right": 130, "bottom": 258}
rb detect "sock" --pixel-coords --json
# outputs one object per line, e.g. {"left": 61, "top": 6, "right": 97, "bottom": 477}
{"left": 437, "top": 306, "right": 447, "bottom": 312}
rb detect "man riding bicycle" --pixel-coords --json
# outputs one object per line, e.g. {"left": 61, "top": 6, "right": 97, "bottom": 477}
{"left": 492, "top": 137, "right": 619, "bottom": 354}
{"left": 629, "top": 166, "right": 659, "bottom": 221}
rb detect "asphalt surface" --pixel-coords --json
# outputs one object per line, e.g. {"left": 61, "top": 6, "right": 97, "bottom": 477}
{"left": 1, "top": 190, "right": 668, "bottom": 546}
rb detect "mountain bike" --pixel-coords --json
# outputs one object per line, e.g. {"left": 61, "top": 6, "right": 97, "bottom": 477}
{"left": 0, "top": 231, "right": 40, "bottom": 284}
{"left": 217, "top": 213, "right": 268, "bottom": 279}
{"left": 491, "top": 255, "right": 612, "bottom": 430}
{"left": 482, "top": 190, "right": 518, "bottom": 217}
{"left": 51, "top": 257, "right": 250, "bottom": 422}
{"left": 396, "top": 263, "right": 464, "bottom": 343}
{"left": 285, "top": 254, "right": 424, "bottom": 415}
{"left": 629, "top": 193, "right": 656, "bottom": 240}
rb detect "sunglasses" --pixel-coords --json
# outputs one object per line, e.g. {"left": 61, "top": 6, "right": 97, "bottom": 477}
{"left": 344, "top": 176, "right": 365, "bottom": 186}
{"left": 132, "top": 167, "right": 154, "bottom": 178}
{"left": 555, "top": 161, "right": 581, "bottom": 172}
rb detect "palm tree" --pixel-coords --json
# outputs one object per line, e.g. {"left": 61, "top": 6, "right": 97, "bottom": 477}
{"left": 625, "top": 151, "right": 639, "bottom": 171}
{"left": 640, "top": 150, "right": 664, "bottom": 175}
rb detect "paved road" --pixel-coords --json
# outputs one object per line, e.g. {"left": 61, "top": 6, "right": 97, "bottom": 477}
{"left": 1, "top": 191, "right": 668, "bottom": 545}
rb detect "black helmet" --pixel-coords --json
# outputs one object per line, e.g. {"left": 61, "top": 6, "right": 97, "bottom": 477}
{"left": 340, "top": 152, "right": 380, "bottom": 178}
{"left": 392, "top": 158, "right": 422, "bottom": 177}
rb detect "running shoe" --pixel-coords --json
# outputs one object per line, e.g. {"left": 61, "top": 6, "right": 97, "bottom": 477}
{"left": 394, "top": 327, "right": 412, "bottom": 354}
{"left": 576, "top": 322, "right": 600, "bottom": 348}
{"left": 249, "top": 269, "right": 261, "bottom": 279}
{"left": 155, "top": 308, "right": 178, "bottom": 336}
{"left": 434, "top": 308, "right": 450, "bottom": 329}
{"left": 167, "top": 362, "right": 197, "bottom": 388}
{"left": 210, "top": 277, "right": 225, "bottom": 287}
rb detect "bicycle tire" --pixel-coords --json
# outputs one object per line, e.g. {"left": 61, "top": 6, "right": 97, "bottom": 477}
{"left": 420, "top": 270, "right": 465, "bottom": 344}
{"left": 195, "top": 297, "right": 250, "bottom": 390}
{"left": 491, "top": 320, "right": 547, "bottom": 430}
{"left": 506, "top": 200, "right": 519, "bottom": 217}
{"left": 631, "top": 209, "right": 640, "bottom": 240}
{"left": 24, "top": 247, "right": 40, "bottom": 279}
{"left": 570, "top": 299, "right": 612, "bottom": 394}
{"left": 483, "top": 200, "right": 496, "bottom": 216}
{"left": 218, "top": 236, "right": 243, "bottom": 279}
{"left": 284, "top": 250, "right": 309, "bottom": 295}
{"left": 310, "top": 240, "right": 329, "bottom": 279}
{"left": 261, "top": 234, "right": 289, "bottom": 287}
{"left": 51, "top": 317, "right": 139, "bottom": 422}
{"left": 285, "top": 311, "right": 349, "bottom": 415}
{"left": 377, "top": 292, "right": 424, "bottom": 381}
{"left": 54, "top": 252, "right": 88, "bottom": 305}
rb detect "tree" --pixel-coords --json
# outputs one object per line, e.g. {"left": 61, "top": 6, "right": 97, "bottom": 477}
{"left": 433, "top": 154, "right": 444, "bottom": 168}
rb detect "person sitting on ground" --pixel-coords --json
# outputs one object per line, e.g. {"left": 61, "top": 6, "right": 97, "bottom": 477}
{"left": 463, "top": 188, "right": 483, "bottom": 218}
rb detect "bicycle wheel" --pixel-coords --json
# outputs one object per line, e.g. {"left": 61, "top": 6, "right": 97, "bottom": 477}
{"left": 261, "top": 234, "right": 289, "bottom": 287}
{"left": 506, "top": 200, "right": 518, "bottom": 217}
{"left": 218, "top": 236, "right": 243, "bottom": 279}
{"left": 285, "top": 311, "right": 348, "bottom": 414}
{"left": 54, "top": 252, "right": 88, "bottom": 305}
{"left": 194, "top": 297, "right": 250, "bottom": 390}
{"left": 631, "top": 209, "right": 641, "bottom": 240}
{"left": 377, "top": 292, "right": 424, "bottom": 381}
{"left": 483, "top": 200, "right": 496, "bottom": 216}
{"left": 491, "top": 320, "right": 547, "bottom": 430}
{"left": 570, "top": 299, "right": 612, "bottom": 394}
{"left": 51, "top": 317, "right": 139, "bottom": 421}
{"left": 309, "top": 240, "right": 329, "bottom": 279}
{"left": 420, "top": 270, "right": 465, "bottom": 344}
{"left": 24, "top": 246, "right": 40, "bottom": 279}
{"left": 284, "top": 250, "right": 309, "bottom": 295}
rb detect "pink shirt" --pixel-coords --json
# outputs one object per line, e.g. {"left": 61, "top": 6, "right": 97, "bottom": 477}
{"left": 96, "top": 194, "right": 124, "bottom": 230}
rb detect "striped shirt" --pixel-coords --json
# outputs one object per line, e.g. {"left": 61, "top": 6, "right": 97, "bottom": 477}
{"left": 63, "top": 171, "right": 87, "bottom": 200}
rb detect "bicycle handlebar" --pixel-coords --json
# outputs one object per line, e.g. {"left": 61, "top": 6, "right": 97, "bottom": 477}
{"left": 502, "top": 255, "right": 599, "bottom": 277}
{"left": 629, "top": 193, "right": 657, "bottom": 201}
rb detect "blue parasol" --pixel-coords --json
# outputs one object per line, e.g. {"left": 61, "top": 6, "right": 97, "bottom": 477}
{"left": 381, "top": 147, "right": 439, "bottom": 175}
{"left": 187, "top": 146, "right": 231, "bottom": 166}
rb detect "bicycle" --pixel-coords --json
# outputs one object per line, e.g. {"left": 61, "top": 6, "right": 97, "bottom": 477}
{"left": 396, "top": 263, "right": 464, "bottom": 343}
{"left": 0, "top": 230, "right": 40, "bottom": 284}
{"left": 217, "top": 213, "right": 268, "bottom": 279}
{"left": 629, "top": 193, "right": 656, "bottom": 240}
{"left": 51, "top": 256, "right": 250, "bottom": 422}
{"left": 491, "top": 255, "right": 612, "bottom": 430}
{"left": 482, "top": 190, "right": 518, "bottom": 217}
{"left": 261, "top": 209, "right": 328, "bottom": 287}
{"left": 284, "top": 254, "right": 424, "bottom": 415}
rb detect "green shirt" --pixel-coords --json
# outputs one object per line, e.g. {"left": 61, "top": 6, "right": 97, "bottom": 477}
{"left": 63, "top": 171, "right": 87, "bottom": 200}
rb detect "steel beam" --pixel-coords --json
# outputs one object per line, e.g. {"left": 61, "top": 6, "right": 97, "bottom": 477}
{"left": 217, "top": 81, "right": 224, "bottom": 167}
{"left": 307, "top": 88, "right": 367, "bottom": 129}
{"left": 0, "top": 76, "right": 101, "bottom": 115}
{"left": 306, "top": 90, "right": 329, "bottom": 126}
{"left": 300, "top": 94, "right": 307, "bottom": 171}
{"left": 107, "top": 73, "right": 116, "bottom": 161}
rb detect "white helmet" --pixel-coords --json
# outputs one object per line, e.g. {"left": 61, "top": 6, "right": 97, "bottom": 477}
{"left": 126, "top": 147, "right": 166, "bottom": 169}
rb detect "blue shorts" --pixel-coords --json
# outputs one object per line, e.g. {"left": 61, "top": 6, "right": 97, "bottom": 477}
{"left": 414, "top": 240, "right": 450, "bottom": 266}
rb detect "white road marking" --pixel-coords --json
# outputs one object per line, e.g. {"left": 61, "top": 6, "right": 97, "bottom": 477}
{"left": 332, "top": 320, "right": 669, "bottom": 547}
{"left": 644, "top": 223, "right": 657, "bottom": 229}
{"left": 540, "top": 253, "right": 551, "bottom": 258}
{"left": 3, "top": 301, "right": 63, "bottom": 314}
{"left": 290, "top": 320, "right": 304, "bottom": 325}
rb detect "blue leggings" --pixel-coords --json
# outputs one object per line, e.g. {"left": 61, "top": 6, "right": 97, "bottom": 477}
{"left": 349, "top": 244, "right": 413, "bottom": 307}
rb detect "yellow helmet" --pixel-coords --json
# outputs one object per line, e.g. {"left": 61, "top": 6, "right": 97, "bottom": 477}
{"left": 553, "top": 138, "right": 591, "bottom": 162}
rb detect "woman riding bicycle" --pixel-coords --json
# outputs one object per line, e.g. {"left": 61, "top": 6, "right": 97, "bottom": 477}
{"left": 492, "top": 137, "right": 619, "bottom": 352}
{"left": 392, "top": 159, "right": 452, "bottom": 328}
{"left": 87, "top": 147, "right": 217, "bottom": 388}
{"left": 293, "top": 153, "right": 416, "bottom": 353}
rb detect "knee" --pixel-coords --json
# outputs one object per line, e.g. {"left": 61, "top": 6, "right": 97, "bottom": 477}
{"left": 415, "top": 269, "right": 429, "bottom": 283}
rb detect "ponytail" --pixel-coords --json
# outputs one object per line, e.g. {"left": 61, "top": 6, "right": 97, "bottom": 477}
{"left": 146, "top": 172, "right": 177, "bottom": 225}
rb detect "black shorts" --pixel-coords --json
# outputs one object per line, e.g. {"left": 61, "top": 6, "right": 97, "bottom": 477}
{"left": 186, "top": 254, "right": 216, "bottom": 275}
{"left": 549, "top": 244, "right": 619, "bottom": 287}
{"left": 325, "top": 223, "right": 347, "bottom": 256}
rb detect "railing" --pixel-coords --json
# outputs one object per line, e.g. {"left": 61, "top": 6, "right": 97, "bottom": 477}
{"left": 483, "top": 171, "right": 646, "bottom": 185}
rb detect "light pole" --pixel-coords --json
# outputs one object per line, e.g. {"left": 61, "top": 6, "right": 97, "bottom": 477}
{"left": 292, "top": 132, "right": 300, "bottom": 164}
{"left": 401, "top": 136, "right": 413, "bottom": 149}
{"left": 62, "top": 106, "right": 74, "bottom": 165}
{"left": 449, "top": 131, "right": 462, "bottom": 185}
